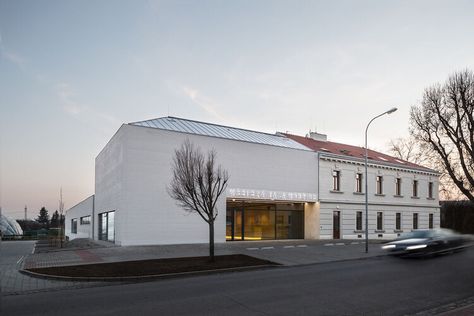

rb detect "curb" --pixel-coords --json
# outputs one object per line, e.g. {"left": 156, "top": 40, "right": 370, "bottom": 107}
{"left": 18, "top": 252, "right": 388, "bottom": 283}
{"left": 19, "top": 263, "right": 281, "bottom": 282}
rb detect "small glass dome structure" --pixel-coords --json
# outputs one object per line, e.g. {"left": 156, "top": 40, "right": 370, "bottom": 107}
{"left": 0, "top": 214, "right": 23, "bottom": 236}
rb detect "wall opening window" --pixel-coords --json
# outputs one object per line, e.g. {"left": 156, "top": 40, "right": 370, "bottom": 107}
{"left": 396, "top": 178, "right": 402, "bottom": 196}
{"left": 429, "top": 213, "right": 434, "bottom": 229}
{"left": 376, "top": 212, "right": 383, "bottom": 230}
{"left": 355, "top": 173, "right": 363, "bottom": 193}
{"left": 226, "top": 202, "right": 304, "bottom": 241}
{"left": 413, "top": 213, "right": 418, "bottom": 229}
{"left": 71, "top": 218, "right": 78, "bottom": 234}
{"left": 413, "top": 180, "right": 418, "bottom": 197}
{"left": 356, "top": 211, "right": 362, "bottom": 231}
{"left": 376, "top": 176, "right": 383, "bottom": 195}
{"left": 396, "top": 213, "right": 401, "bottom": 230}
{"left": 428, "top": 182, "right": 434, "bottom": 198}
{"left": 332, "top": 170, "right": 340, "bottom": 191}
{"left": 80, "top": 215, "right": 91, "bottom": 225}
{"left": 99, "top": 211, "right": 115, "bottom": 242}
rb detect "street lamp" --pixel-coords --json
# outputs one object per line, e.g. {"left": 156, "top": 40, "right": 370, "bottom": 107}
{"left": 364, "top": 107, "right": 397, "bottom": 253}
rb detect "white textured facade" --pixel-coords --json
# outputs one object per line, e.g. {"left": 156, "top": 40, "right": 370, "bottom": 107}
{"left": 317, "top": 155, "right": 440, "bottom": 240}
{"left": 65, "top": 117, "right": 440, "bottom": 245}
{"left": 65, "top": 195, "right": 94, "bottom": 240}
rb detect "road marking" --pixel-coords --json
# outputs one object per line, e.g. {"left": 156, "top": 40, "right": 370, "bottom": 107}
{"left": 283, "top": 245, "right": 295, "bottom": 248}
{"left": 246, "top": 248, "right": 259, "bottom": 251}
{"left": 261, "top": 246, "right": 274, "bottom": 250}
{"left": 351, "top": 242, "right": 359, "bottom": 245}
{"left": 324, "top": 243, "right": 334, "bottom": 246}
{"left": 296, "top": 245, "right": 308, "bottom": 248}
{"left": 336, "top": 243, "right": 345, "bottom": 246}
{"left": 17, "top": 256, "right": 24, "bottom": 264}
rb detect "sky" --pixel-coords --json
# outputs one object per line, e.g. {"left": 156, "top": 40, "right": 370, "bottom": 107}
{"left": 1, "top": 0, "right": 473, "bottom": 219}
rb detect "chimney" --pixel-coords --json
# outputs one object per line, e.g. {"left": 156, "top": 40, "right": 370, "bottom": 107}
{"left": 307, "top": 131, "right": 327, "bottom": 142}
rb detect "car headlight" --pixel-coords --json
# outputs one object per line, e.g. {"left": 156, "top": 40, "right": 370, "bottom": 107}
{"left": 406, "top": 244, "right": 427, "bottom": 250}
{"left": 382, "top": 244, "right": 396, "bottom": 249}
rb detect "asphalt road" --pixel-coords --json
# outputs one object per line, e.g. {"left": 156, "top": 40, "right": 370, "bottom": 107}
{"left": 2, "top": 247, "right": 474, "bottom": 316}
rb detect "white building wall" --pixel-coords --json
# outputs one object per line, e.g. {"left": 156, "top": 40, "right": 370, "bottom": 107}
{"left": 65, "top": 195, "right": 94, "bottom": 240}
{"left": 318, "top": 155, "right": 440, "bottom": 240}
{"left": 98, "top": 124, "right": 318, "bottom": 246}
{"left": 95, "top": 126, "right": 126, "bottom": 243}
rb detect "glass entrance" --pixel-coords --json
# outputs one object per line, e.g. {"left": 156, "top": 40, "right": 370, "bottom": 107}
{"left": 98, "top": 211, "right": 115, "bottom": 242}
{"left": 226, "top": 202, "right": 304, "bottom": 241}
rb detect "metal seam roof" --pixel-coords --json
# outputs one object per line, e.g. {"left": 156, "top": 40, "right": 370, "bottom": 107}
{"left": 129, "top": 116, "right": 311, "bottom": 151}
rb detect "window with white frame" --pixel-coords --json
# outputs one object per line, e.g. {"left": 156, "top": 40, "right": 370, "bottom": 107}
{"left": 428, "top": 182, "right": 434, "bottom": 198}
{"left": 376, "top": 176, "right": 383, "bottom": 195}
{"left": 395, "top": 178, "right": 402, "bottom": 196}
{"left": 332, "top": 170, "right": 340, "bottom": 191}
{"left": 355, "top": 173, "right": 363, "bottom": 193}
{"left": 376, "top": 212, "right": 383, "bottom": 230}
{"left": 413, "top": 180, "right": 419, "bottom": 197}
{"left": 356, "top": 211, "right": 362, "bottom": 231}
{"left": 413, "top": 213, "right": 418, "bottom": 229}
{"left": 395, "top": 213, "right": 401, "bottom": 230}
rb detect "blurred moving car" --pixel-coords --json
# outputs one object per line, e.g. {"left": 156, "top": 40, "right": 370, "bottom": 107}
{"left": 381, "top": 228, "right": 471, "bottom": 257}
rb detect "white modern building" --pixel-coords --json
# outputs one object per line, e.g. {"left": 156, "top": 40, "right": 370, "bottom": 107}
{"left": 65, "top": 117, "right": 440, "bottom": 245}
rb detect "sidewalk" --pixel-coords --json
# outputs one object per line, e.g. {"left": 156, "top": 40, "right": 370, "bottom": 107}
{"left": 3, "top": 239, "right": 385, "bottom": 295}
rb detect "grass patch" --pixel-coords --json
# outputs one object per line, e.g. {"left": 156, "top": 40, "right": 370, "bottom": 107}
{"left": 26, "top": 254, "right": 277, "bottom": 278}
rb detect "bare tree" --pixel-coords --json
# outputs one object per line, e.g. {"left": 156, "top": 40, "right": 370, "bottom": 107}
{"left": 168, "top": 139, "right": 229, "bottom": 261}
{"left": 388, "top": 137, "right": 428, "bottom": 165}
{"left": 388, "top": 137, "right": 463, "bottom": 200}
{"left": 410, "top": 69, "right": 474, "bottom": 202}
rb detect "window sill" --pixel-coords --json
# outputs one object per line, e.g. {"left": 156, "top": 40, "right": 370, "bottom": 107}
{"left": 411, "top": 196, "right": 420, "bottom": 199}
{"left": 330, "top": 190, "right": 344, "bottom": 194}
{"left": 375, "top": 230, "right": 385, "bottom": 233}
{"left": 353, "top": 230, "right": 365, "bottom": 233}
{"left": 374, "top": 194, "right": 385, "bottom": 197}
{"left": 394, "top": 230, "right": 403, "bottom": 233}
{"left": 393, "top": 195, "right": 404, "bottom": 198}
{"left": 353, "top": 192, "right": 365, "bottom": 195}
{"left": 426, "top": 197, "right": 435, "bottom": 200}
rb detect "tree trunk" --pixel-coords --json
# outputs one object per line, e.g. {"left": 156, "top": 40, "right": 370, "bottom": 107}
{"left": 209, "top": 221, "right": 215, "bottom": 262}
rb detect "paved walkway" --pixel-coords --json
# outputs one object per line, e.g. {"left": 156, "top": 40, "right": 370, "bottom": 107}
{"left": 2, "top": 239, "right": 384, "bottom": 295}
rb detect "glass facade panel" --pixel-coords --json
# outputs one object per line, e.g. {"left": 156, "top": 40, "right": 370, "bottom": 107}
{"left": 226, "top": 202, "right": 303, "bottom": 241}
{"left": 98, "top": 211, "right": 115, "bottom": 242}
{"left": 244, "top": 206, "right": 275, "bottom": 240}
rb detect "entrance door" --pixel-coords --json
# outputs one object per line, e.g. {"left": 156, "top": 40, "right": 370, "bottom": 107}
{"left": 333, "top": 211, "right": 341, "bottom": 239}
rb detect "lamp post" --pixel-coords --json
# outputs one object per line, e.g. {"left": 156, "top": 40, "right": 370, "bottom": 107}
{"left": 365, "top": 107, "right": 397, "bottom": 253}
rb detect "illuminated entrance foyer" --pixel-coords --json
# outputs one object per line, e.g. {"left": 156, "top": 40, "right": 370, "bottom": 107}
{"left": 226, "top": 202, "right": 304, "bottom": 240}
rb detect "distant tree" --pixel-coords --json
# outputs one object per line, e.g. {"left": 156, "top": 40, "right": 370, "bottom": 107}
{"left": 388, "top": 137, "right": 463, "bottom": 200}
{"left": 36, "top": 207, "right": 50, "bottom": 228}
{"left": 16, "top": 219, "right": 42, "bottom": 232}
{"left": 410, "top": 69, "right": 474, "bottom": 202}
{"left": 168, "top": 140, "right": 229, "bottom": 261}
{"left": 50, "top": 210, "right": 60, "bottom": 228}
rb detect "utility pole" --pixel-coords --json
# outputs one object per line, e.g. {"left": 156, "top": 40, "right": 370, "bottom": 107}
{"left": 24, "top": 205, "right": 27, "bottom": 220}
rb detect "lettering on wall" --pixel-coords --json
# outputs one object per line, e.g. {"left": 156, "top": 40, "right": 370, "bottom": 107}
{"left": 227, "top": 188, "right": 318, "bottom": 202}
